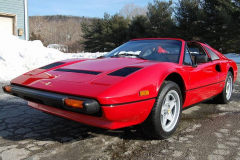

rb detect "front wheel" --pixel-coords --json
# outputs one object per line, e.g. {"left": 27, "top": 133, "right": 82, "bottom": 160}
{"left": 141, "top": 81, "right": 182, "bottom": 139}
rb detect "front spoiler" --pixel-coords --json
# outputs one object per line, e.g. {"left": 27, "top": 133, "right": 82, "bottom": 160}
{"left": 3, "top": 85, "right": 101, "bottom": 115}
{"left": 28, "top": 98, "right": 155, "bottom": 129}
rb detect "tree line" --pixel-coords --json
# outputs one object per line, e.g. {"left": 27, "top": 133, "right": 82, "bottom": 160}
{"left": 82, "top": 0, "right": 240, "bottom": 53}
{"left": 30, "top": 0, "right": 240, "bottom": 54}
{"left": 29, "top": 15, "right": 87, "bottom": 52}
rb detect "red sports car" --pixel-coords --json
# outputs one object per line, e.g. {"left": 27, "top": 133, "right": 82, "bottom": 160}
{"left": 3, "top": 38, "right": 238, "bottom": 139}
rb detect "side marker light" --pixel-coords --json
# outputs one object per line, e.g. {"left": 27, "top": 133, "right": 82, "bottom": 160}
{"left": 139, "top": 90, "right": 149, "bottom": 96}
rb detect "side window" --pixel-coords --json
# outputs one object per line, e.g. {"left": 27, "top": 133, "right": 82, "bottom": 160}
{"left": 184, "top": 46, "right": 192, "bottom": 65}
{"left": 188, "top": 45, "right": 206, "bottom": 55}
{"left": 187, "top": 43, "right": 209, "bottom": 64}
{"left": 205, "top": 47, "right": 220, "bottom": 60}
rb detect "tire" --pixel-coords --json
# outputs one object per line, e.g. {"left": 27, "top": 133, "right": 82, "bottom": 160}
{"left": 213, "top": 72, "right": 233, "bottom": 104}
{"left": 141, "top": 81, "right": 182, "bottom": 139}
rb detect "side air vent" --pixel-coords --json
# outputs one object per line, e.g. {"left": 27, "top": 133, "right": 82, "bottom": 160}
{"left": 40, "top": 62, "right": 65, "bottom": 69}
{"left": 108, "top": 67, "right": 142, "bottom": 77}
{"left": 54, "top": 68, "right": 102, "bottom": 75}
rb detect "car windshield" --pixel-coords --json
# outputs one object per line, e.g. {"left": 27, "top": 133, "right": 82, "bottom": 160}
{"left": 104, "top": 40, "right": 182, "bottom": 63}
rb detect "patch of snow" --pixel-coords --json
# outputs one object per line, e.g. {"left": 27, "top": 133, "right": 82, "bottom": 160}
{"left": 0, "top": 35, "right": 106, "bottom": 83}
{"left": 225, "top": 53, "right": 240, "bottom": 63}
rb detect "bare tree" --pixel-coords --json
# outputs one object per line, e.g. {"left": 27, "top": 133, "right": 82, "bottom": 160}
{"left": 29, "top": 16, "right": 48, "bottom": 35}
{"left": 29, "top": 16, "right": 85, "bottom": 52}
{"left": 119, "top": 3, "right": 147, "bottom": 20}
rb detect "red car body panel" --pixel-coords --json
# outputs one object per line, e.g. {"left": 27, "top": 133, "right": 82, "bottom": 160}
{"left": 6, "top": 38, "right": 238, "bottom": 129}
{"left": 28, "top": 98, "right": 155, "bottom": 129}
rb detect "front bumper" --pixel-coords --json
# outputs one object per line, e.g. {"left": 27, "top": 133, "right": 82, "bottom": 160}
{"left": 3, "top": 85, "right": 155, "bottom": 129}
{"left": 3, "top": 85, "right": 101, "bottom": 115}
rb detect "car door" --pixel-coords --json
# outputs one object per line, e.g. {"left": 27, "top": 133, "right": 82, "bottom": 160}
{"left": 182, "top": 42, "right": 221, "bottom": 106}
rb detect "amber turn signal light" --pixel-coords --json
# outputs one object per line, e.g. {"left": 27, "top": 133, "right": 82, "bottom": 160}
{"left": 139, "top": 90, "right": 149, "bottom": 96}
{"left": 64, "top": 98, "right": 84, "bottom": 109}
{"left": 4, "top": 85, "right": 12, "bottom": 93}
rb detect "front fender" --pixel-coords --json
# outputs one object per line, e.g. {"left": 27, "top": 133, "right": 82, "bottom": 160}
{"left": 97, "top": 62, "right": 187, "bottom": 105}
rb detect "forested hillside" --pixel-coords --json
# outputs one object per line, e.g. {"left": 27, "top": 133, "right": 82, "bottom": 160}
{"left": 30, "top": 0, "right": 240, "bottom": 53}
{"left": 29, "top": 15, "right": 89, "bottom": 52}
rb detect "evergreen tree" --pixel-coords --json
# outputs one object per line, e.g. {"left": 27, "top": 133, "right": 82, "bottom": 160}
{"left": 198, "top": 0, "right": 239, "bottom": 53}
{"left": 81, "top": 18, "right": 106, "bottom": 52}
{"left": 147, "top": 0, "right": 176, "bottom": 37}
{"left": 228, "top": 0, "right": 240, "bottom": 53}
{"left": 81, "top": 0, "right": 240, "bottom": 53}
{"left": 175, "top": 0, "right": 201, "bottom": 40}
{"left": 81, "top": 14, "right": 129, "bottom": 52}
{"left": 127, "top": 15, "right": 151, "bottom": 39}
{"left": 108, "top": 14, "right": 129, "bottom": 49}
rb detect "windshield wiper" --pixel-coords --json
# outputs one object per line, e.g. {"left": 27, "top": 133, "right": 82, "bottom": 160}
{"left": 136, "top": 55, "right": 146, "bottom": 60}
{"left": 110, "top": 53, "right": 146, "bottom": 60}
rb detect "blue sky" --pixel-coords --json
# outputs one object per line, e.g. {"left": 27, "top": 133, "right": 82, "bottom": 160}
{"left": 28, "top": 0, "right": 156, "bottom": 18}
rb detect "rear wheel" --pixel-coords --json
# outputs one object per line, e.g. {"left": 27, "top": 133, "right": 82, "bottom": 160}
{"left": 214, "top": 72, "right": 233, "bottom": 104}
{"left": 141, "top": 81, "right": 182, "bottom": 139}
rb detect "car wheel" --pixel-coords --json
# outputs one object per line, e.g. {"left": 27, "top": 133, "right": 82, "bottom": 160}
{"left": 141, "top": 81, "right": 182, "bottom": 139}
{"left": 214, "top": 72, "right": 233, "bottom": 104}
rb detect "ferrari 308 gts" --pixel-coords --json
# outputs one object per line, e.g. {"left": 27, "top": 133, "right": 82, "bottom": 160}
{"left": 3, "top": 38, "right": 238, "bottom": 139}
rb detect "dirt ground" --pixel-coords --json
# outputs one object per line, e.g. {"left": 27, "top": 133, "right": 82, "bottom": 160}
{"left": 0, "top": 65, "right": 240, "bottom": 160}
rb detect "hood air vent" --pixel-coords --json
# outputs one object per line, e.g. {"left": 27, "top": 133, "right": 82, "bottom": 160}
{"left": 40, "top": 62, "right": 65, "bottom": 69}
{"left": 54, "top": 68, "right": 102, "bottom": 75}
{"left": 108, "top": 67, "right": 142, "bottom": 77}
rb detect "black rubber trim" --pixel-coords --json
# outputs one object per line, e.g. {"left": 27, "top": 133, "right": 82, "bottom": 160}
{"left": 102, "top": 97, "right": 156, "bottom": 106}
{"left": 7, "top": 85, "right": 102, "bottom": 116}
{"left": 186, "top": 80, "right": 225, "bottom": 92}
{"left": 54, "top": 68, "right": 101, "bottom": 75}
{"left": 40, "top": 62, "right": 65, "bottom": 69}
{"left": 108, "top": 67, "right": 142, "bottom": 77}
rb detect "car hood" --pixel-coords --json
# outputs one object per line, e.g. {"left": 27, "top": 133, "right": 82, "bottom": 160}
{"left": 11, "top": 58, "right": 149, "bottom": 89}
{"left": 47, "top": 58, "right": 147, "bottom": 82}
{"left": 10, "top": 58, "right": 175, "bottom": 103}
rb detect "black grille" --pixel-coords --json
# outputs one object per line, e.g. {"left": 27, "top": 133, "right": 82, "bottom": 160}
{"left": 40, "top": 62, "right": 65, "bottom": 69}
{"left": 108, "top": 67, "right": 142, "bottom": 77}
{"left": 54, "top": 68, "right": 101, "bottom": 75}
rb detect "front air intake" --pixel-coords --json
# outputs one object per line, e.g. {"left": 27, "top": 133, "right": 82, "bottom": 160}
{"left": 108, "top": 67, "right": 142, "bottom": 77}
{"left": 54, "top": 68, "right": 102, "bottom": 75}
{"left": 40, "top": 62, "right": 66, "bottom": 69}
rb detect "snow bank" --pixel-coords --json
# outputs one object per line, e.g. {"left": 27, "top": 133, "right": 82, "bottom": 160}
{"left": 0, "top": 35, "right": 106, "bottom": 83}
{"left": 225, "top": 53, "right": 240, "bottom": 64}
